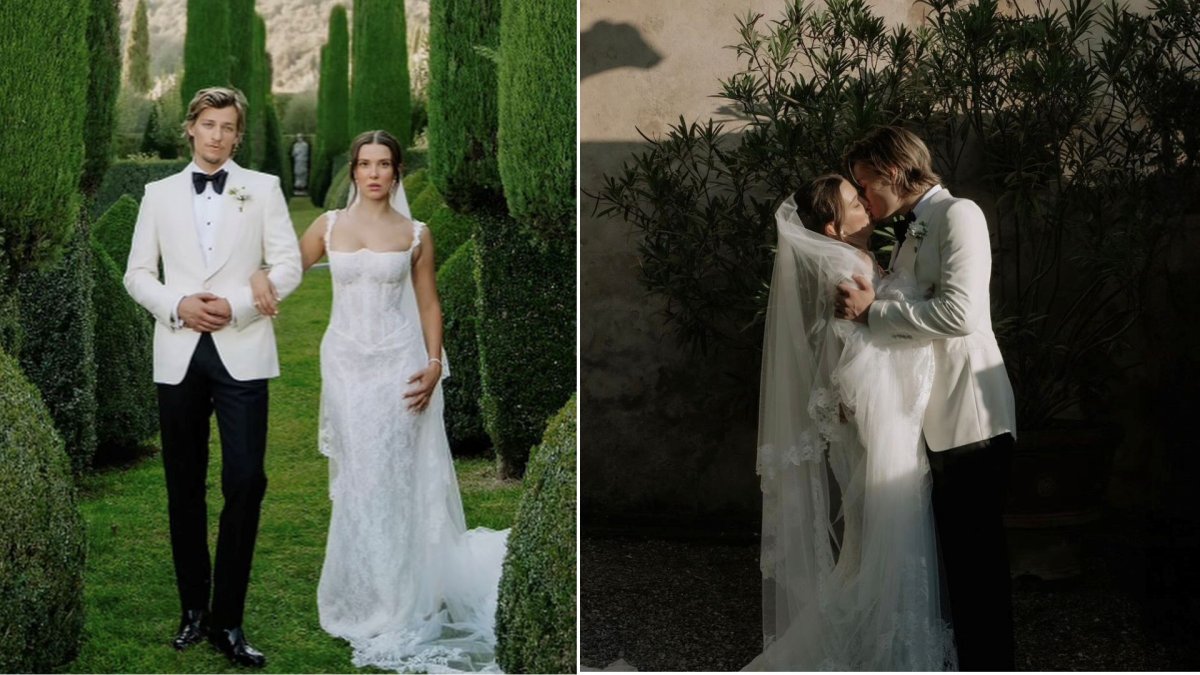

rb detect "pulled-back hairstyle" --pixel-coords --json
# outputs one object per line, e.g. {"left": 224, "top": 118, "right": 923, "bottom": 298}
{"left": 348, "top": 129, "right": 405, "bottom": 185}
{"left": 794, "top": 173, "right": 850, "bottom": 236}
{"left": 843, "top": 126, "right": 940, "bottom": 198}
{"left": 182, "top": 87, "right": 248, "bottom": 147}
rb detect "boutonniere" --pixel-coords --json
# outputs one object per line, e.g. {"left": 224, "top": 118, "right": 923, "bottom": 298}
{"left": 227, "top": 186, "right": 251, "bottom": 212}
{"left": 909, "top": 220, "right": 928, "bottom": 241}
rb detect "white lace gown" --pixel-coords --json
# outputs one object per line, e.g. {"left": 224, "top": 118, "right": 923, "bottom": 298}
{"left": 316, "top": 210, "right": 509, "bottom": 673}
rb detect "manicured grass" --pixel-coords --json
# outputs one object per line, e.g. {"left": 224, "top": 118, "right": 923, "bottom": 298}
{"left": 65, "top": 197, "right": 520, "bottom": 673}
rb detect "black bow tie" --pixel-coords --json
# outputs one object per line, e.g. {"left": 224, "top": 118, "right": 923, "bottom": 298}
{"left": 893, "top": 211, "right": 916, "bottom": 248}
{"left": 192, "top": 169, "right": 228, "bottom": 195}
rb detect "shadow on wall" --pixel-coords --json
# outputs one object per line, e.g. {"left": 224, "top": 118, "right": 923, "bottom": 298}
{"left": 580, "top": 20, "right": 663, "bottom": 80}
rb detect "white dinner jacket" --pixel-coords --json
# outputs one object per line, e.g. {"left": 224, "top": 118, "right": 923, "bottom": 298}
{"left": 867, "top": 187, "right": 1017, "bottom": 452}
{"left": 124, "top": 161, "right": 302, "bottom": 385}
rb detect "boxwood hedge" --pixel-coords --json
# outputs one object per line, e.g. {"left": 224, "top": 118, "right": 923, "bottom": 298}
{"left": 437, "top": 238, "right": 488, "bottom": 454}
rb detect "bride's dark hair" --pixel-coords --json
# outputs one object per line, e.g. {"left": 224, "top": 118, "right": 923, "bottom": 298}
{"left": 348, "top": 129, "right": 405, "bottom": 184}
{"left": 794, "top": 174, "right": 849, "bottom": 236}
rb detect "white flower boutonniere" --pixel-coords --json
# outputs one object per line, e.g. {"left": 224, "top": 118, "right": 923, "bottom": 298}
{"left": 227, "top": 186, "right": 251, "bottom": 212}
{"left": 909, "top": 220, "right": 928, "bottom": 241}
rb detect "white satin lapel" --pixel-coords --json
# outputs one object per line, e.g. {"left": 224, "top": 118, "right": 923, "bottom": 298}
{"left": 205, "top": 165, "right": 244, "bottom": 279}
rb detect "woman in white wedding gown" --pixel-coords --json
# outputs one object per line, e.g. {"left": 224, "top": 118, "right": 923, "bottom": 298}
{"left": 253, "top": 130, "right": 508, "bottom": 673}
{"left": 747, "top": 175, "right": 956, "bottom": 671}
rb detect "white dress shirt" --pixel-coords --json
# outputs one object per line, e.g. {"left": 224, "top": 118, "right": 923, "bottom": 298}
{"left": 173, "top": 159, "right": 233, "bottom": 326}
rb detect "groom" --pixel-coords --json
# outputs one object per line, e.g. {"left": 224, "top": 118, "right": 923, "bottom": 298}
{"left": 125, "top": 86, "right": 302, "bottom": 667}
{"left": 835, "top": 126, "right": 1018, "bottom": 670}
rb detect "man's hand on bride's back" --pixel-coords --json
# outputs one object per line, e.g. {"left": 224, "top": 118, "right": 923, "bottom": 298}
{"left": 836, "top": 274, "right": 875, "bottom": 323}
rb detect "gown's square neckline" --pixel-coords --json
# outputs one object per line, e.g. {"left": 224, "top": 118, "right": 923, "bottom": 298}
{"left": 325, "top": 208, "right": 423, "bottom": 256}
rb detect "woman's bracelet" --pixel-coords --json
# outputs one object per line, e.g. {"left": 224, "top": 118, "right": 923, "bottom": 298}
{"left": 428, "top": 358, "right": 443, "bottom": 367}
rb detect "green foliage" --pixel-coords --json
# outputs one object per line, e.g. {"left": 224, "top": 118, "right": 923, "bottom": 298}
{"left": 229, "top": 0, "right": 255, "bottom": 166}
{"left": 350, "top": 0, "right": 412, "bottom": 145}
{"left": 403, "top": 167, "right": 430, "bottom": 198}
{"left": 325, "top": 159, "right": 352, "bottom": 210}
{"left": 0, "top": 291, "right": 21, "bottom": 356}
{"left": 428, "top": 0, "right": 502, "bottom": 211}
{"left": 497, "top": 0, "right": 576, "bottom": 243}
{"left": 180, "top": 0, "right": 231, "bottom": 108}
{"left": 82, "top": 0, "right": 122, "bottom": 197}
{"left": 0, "top": 347, "right": 87, "bottom": 672}
{"left": 125, "top": 0, "right": 151, "bottom": 93}
{"left": 311, "top": 5, "right": 350, "bottom": 207}
{"left": 17, "top": 220, "right": 98, "bottom": 474}
{"left": 495, "top": 394, "right": 577, "bottom": 674}
{"left": 91, "top": 158, "right": 189, "bottom": 220}
{"left": 473, "top": 210, "right": 575, "bottom": 478}
{"left": 437, "top": 239, "right": 488, "bottom": 453}
{"left": 264, "top": 98, "right": 293, "bottom": 200}
{"left": 246, "top": 13, "right": 269, "bottom": 169}
{"left": 92, "top": 194, "right": 140, "bottom": 275}
{"left": 427, "top": 204, "right": 475, "bottom": 263}
{"left": 410, "top": 183, "right": 444, "bottom": 222}
{"left": 0, "top": 0, "right": 89, "bottom": 286}
{"left": 90, "top": 240, "right": 157, "bottom": 462}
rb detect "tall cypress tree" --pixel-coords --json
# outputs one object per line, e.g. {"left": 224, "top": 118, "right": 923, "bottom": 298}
{"left": 246, "top": 13, "right": 268, "bottom": 168}
{"left": 311, "top": 4, "right": 350, "bottom": 207}
{"left": 228, "top": 0, "right": 255, "bottom": 165}
{"left": 428, "top": 0, "right": 502, "bottom": 211}
{"left": 180, "top": 0, "right": 231, "bottom": 108}
{"left": 350, "top": 0, "right": 411, "bottom": 145}
{"left": 125, "top": 0, "right": 151, "bottom": 93}
{"left": 81, "top": 0, "right": 121, "bottom": 196}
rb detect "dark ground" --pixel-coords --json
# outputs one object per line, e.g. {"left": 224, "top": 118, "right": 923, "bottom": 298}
{"left": 580, "top": 513, "right": 1200, "bottom": 671}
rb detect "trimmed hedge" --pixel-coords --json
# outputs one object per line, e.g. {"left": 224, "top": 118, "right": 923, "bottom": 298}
{"left": 92, "top": 158, "right": 189, "bottom": 219}
{"left": 311, "top": 5, "right": 350, "bottom": 207}
{"left": 180, "top": 0, "right": 231, "bottom": 108}
{"left": 93, "top": 194, "right": 141, "bottom": 269}
{"left": 229, "top": 0, "right": 255, "bottom": 166}
{"left": 17, "top": 219, "right": 98, "bottom": 474}
{"left": 410, "top": 182, "right": 444, "bottom": 222}
{"left": 326, "top": 159, "right": 352, "bottom": 210}
{"left": 81, "top": 0, "right": 122, "bottom": 197}
{"left": 403, "top": 167, "right": 430, "bottom": 198}
{"left": 264, "top": 97, "right": 293, "bottom": 200}
{"left": 427, "top": 204, "right": 475, "bottom": 265}
{"left": 125, "top": 0, "right": 151, "bottom": 93}
{"left": 350, "top": 0, "right": 411, "bottom": 145}
{"left": 495, "top": 394, "right": 577, "bottom": 674}
{"left": 473, "top": 209, "right": 574, "bottom": 478}
{"left": 428, "top": 0, "right": 502, "bottom": 211}
{"left": 437, "top": 239, "right": 488, "bottom": 453}
{"left": 497, "top": 0, "right": 575, "bottom": 243}
{"left": 246, "top": 13, "right": 269, "bottom": 168}
{"left": 0, "top": 347, "right": 87, "bottom": 672}
{"left": 0, "top": 0, "right": 89, "bottom": 285}
{"left": 91, "top": 240, "right": 157, "bottom": 461}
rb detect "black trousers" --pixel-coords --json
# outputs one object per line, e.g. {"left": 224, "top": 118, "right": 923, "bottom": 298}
{"left": 157, "top": 333, "right": 268, "bottom": 630}
{"left": 927, "top": 432, "right": 1016, "bottom": 671}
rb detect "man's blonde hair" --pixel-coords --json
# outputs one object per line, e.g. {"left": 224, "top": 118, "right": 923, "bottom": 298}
{"left": 181, "top": 86, "right": 248, "bottom": 146}
{"left": 844, "top": 126, "right": 941, "bottom": 198}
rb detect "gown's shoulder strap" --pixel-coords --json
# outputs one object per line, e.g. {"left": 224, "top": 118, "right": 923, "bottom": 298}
{"left": 324, "top": 209, "right": 338, "bottom": 250}
{"left": 411, "top": 220, "right": 424, "bottom": 250}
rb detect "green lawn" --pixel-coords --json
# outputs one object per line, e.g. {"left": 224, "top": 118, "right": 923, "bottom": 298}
{"left": 65, "top": 197, "right": 520, "bottom": 673}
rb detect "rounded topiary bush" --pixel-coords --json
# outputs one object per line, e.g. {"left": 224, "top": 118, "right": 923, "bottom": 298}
{"left": 403, "top": 167, "right": 430, "bottom": 200}
{"left": 92, "top": 193, "right": 141, "bottom": 270}
{"left": 17, "top": 219, "right": 98, "bottom": 474}
{"left": 91, "top": 158, "right": 189, "bottom": 220}
{"left": 91, "top": 240, "right": 157, "bottom": 462}
{"left": 495, "top": 394, "right": 577, "bottom": 674}
{"left": 410, "top": 182, "right": 444, "bottom": 222}
{"left": 0, "top": 348, "right": 87, "bottom": 672}
{"left": 474, "top": 209, "right": 574, "bottom": 478}
{"left": 437, "top": 238, "right": 488, "bottom": 453}
{"left": 427, "top": 204, "right": 475, "bottom": 266}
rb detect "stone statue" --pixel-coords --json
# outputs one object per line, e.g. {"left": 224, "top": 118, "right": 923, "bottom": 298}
{"left": 291, "top": 135, "right": 310, "bottom": 193}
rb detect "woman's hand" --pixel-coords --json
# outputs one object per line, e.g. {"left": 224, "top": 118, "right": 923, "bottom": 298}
{"left": 403, "top": 360, "right": 443, "bottom": 413}
{"left": 251, "top": 269, "right": 280, "bottom": 317}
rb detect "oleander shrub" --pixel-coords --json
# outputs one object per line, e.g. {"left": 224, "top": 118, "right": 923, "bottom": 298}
{"left": 427, "top": 204, "right": 474, "bottom": 264}
{"left": 180, "top": 0, "right": 230, "bottom": 108}
{"left": 0, "top": 348, "right": 87, "bottom": 672}
{"left": 428, "top": 0, "right": 502, "bottom": 211}
{"left": 0, "top": 0, "right": 89, "bottom": 286}
{"left": 350, "top": 0, "right": 411, "bottom": 145}
{"left": 17, "top": 219, "right": 98, "bottom": 474}
{"left": 91, "top": 240, "right": 157, "bottom": 461}
{"left": 92, "top": 194, "right": 141, "bottom": 270}
{"left": 311, "top": 5, "right": 350, "bottom": 207}
{"left": 495, "top": 394, "right": 577, "bottom": 674}
{"left": 410, "top": 183, "right": 444, "bottom": 222}
{"left": 81, "top": 0, "right": 122, "bottom": 196}
{"left": 497, "top": 0, "right": 575, "bottom": 243}
{"left": 473, "top": 209, "right": 574, "bottom": 478}
{"left": 92, "top": 158, "right": 189, "bottom": 219}
{"left": 437, "top": 239, "right": 488, "bottom": 453}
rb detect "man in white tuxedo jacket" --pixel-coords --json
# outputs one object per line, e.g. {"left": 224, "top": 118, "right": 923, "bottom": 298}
{"left": 124, "top": 87, "right": 301, "bottom": 668}
{"left": 836, "top": 126, "right": 1018, "bottom": 671}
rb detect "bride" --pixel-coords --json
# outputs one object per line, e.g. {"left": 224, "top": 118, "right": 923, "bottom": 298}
{"left": 252, "top": 130, "right": 508, "bottom": 673}
{"left": 747, "top": 175, "right": 955, "bottom": 671}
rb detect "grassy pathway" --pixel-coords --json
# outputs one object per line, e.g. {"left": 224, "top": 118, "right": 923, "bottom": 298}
{"left": 66, "top": 197, "right": 519, "bottom": 673}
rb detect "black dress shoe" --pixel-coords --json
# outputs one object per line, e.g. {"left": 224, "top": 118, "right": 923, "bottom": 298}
{"left": 171, "top": 609, "right": 209, "bottom": 651}
{"left": 209, "top": 626, "right": 267, "bottom": 668}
